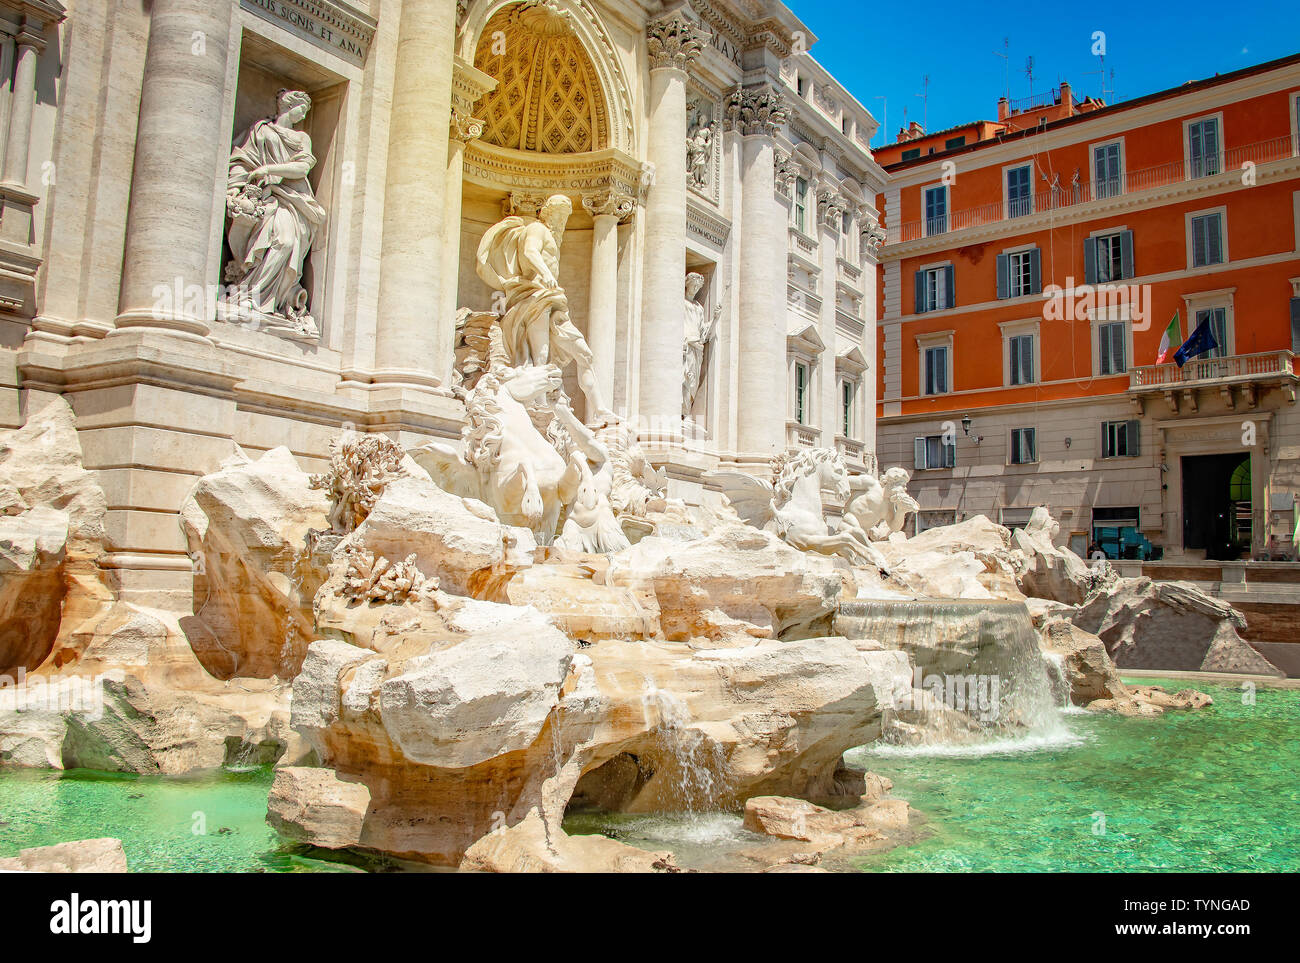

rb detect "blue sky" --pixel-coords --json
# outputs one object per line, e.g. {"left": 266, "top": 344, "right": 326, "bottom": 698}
{"left": 787, "top": 0, "right": 1300, "bottom": 147}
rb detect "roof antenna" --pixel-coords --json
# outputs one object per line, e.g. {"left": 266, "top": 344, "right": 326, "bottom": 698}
{"left": 915, "top": 74, "right": 929, "bottom": 131}
{"left": 994, "top": 38, "right": 1010, "bottom": 103}
{"left": 1024, "top": 55, "right": 1035, "bottom": 104}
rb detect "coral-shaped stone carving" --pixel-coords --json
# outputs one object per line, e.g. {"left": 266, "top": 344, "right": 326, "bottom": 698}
{"left": 342, "top": 546, "right": 438, "bottom": 605}
{"left": 309, "top": 433, "right": 407, "bottom": 535}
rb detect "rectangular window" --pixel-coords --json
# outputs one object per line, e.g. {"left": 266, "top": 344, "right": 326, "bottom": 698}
{"left": 1190, "top": 212, "right": 1224, "bottom": 267}
{"left": 794, "top": 362, "right": 809, "bottom": 424}
{"left": 945, "top": 136, "right": 966, "bottom": 150}
{"left": 1006, "top": 165, "right": 1033, "bottom": 218}
{"left": 841, "top": 380, "right": 854, "bottom": 436}
{"left": 901, "top": 147, "right": 921, "bottom": 162}
{"left": 915, "top": 434, "right": 956, "bottom": 470}
{"left": 839, "top": 211, "right": 852, "bottom": 257}
{"left": 924, "top": 185, "right": 947, "bottom": 235}
{"left": 1008, "top": 333, "right": 1035, "bottom": 385}
{"left": 1098, "top": 321, "right": 1127, "bottom": 375}
{"left": 1094, "top": 143, "right": 1122, "bottom": 198}
{"left": 1097, "top": 233, "right": 1124, "bottom": 282}
{"left": 1195, "top": 307, "right": 1229, "bottom": 359}
{"left": 1009, "top": 250, "right": 1034, "bottom": 297}
{"left": 1188, "top": 118, "right": 1221, "bottom": 178}
{"left": 924, "top": 345, "right": 949, "bottom": 395}
{"left": 1010, "top": 428, "right": 1037, "bottom": 465}
{"left": 924, "top": 267, "right": 946, "bottom": 311}
{"left": 794, "top": 178, "right": 808, "bottom": 233}
{"left": 1101, "top": 420, "right": 1141, "bottom": 458}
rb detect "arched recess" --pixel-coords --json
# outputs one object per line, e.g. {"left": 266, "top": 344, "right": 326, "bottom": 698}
{"left": 459, "top": 0, "right": 636, "bottom": 156}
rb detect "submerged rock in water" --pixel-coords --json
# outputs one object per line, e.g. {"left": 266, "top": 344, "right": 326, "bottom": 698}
{"left": 267, "top": 766, "right": 371, "bottom": 850}
{"left": 0, "top": 837, "right": 127, "bottom": 873}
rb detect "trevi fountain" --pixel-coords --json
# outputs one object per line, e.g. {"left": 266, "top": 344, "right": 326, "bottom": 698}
{"left": 0, "top": 0, "right": 1294, "bottom": 876}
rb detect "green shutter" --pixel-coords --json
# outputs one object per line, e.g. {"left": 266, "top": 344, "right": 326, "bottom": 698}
{"left": 943, "top": 264, "right": 955, "bottom": 309}
{"left": 914, "top": 437, "right": 926, "bottom": 470}
{"left": 1029, "top": 248, "right": 1042, "bottom": 295}
{"left": 996, "top": 254, "right": 1009, "bottom": 300}
{"left": 914, "top": 269, "right": 926, "bottom": 314}
{"left": 1126, "top": 419, "right": 1141, "bottom": 456}
{"left": 1290, "top": 298, "right": 1300, "bottom": 353}
{"left": 1084, "top": 237, "right": 1098, "bottom": 285}
{"left": 1120, "top": 230, "right": 1135, "bottom": 279}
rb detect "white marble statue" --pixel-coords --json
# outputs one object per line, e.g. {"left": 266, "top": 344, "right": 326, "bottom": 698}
{"left": 411, "top": 325, "right": 628, "bottom": 553}
{"left": 221, "top": 89, "right": 326, "bottom": 340}
{"left": 475, "top": 194, "right": 616, "bottom": 426}
{"left": 841, "top": 466, "right": 920, "bottom": 545}
{"left": 686, "top": 118, "right": 712, "bottom": 189}
{"left": 706, "top": 448, "right": 878, "bottom": 566}
{"left": 682, "top": 272, "right": 721, "bottom": 419}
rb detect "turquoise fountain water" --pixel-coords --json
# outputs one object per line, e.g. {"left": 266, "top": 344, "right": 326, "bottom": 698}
{"left": 0, "top": 767, "right": 346, "bottom": 873}
{"left": 3, "top": 680, "right": 1296, "bottom": 872}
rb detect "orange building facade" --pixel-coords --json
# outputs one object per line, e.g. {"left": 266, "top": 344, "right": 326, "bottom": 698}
{"left": 874, "top": 55, "right": 1300, "bottom": 560}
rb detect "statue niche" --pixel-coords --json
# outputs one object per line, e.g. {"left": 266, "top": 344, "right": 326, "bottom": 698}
{"left": 220, "top": 89, "right": 326, "bottom": 341}
{"left": 682, "top": 271, "right": 721, "bottom": 421}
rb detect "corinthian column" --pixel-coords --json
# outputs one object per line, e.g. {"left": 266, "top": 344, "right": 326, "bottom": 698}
{"left": 818, "top": 189, "right": 847, "bottom": 443}
{"left": 115, "top": 0, "right": 234, "bottom": 337}
{"left": 440, "top": 58, "right": 496, "bottom": 331}
{"left": 583, "top": 191, "right": 633, "bottom": 413}
{"left": 372, "top": 0, "right": 456, "bottom": 389}
{"left": 639, "top": 11, "right": 705, "bottom": 439}
{"left": 729, "top": 83, "right": 789, "bottom": 456}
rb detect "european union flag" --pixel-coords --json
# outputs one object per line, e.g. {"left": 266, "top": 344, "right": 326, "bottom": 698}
{"left": 1173, "top": 316, "right": 1220, "bottom": 367}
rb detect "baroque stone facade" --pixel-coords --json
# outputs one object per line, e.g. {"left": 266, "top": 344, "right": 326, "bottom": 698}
{"left": 0, "top": 0, "right": 885, "bottom": 614}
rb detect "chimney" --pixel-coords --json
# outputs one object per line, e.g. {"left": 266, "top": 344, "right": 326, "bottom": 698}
{"left": 997, "top": 96, "right": 1009, "bottom": 122}
{"left": 908, "top": 120, "right": 925, "bottom": 139}
{"left": 1059, "top": 80, "right": 1073, "bottom": 115}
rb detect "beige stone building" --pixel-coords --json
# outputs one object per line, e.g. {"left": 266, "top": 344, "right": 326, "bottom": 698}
{"left": 0, "top": 0, "right": 885, "bottom": 613}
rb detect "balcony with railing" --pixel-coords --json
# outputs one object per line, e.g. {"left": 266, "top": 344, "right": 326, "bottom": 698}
{"left": 1129, "top": 350, "right": 1297, "bottom": 409}
{"left": 887, "top": 134, "right": 1297, "bottom": 245}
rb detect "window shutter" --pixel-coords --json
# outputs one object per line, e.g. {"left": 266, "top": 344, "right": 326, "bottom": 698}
{"left": 1115, "top": 325, "right": 1127, "bottom": 372}
{"left": 1127, "top": 419, "right": 1141, "bottom": 456}
{"left": 1290, "top": 298, "right": 1300, "bottom": 352}
{"left": 914, "top": 270, "right": 926, "bottom": 314}
{"left": 1099, "top": 326, "right": 1111, "bottom": 375}
{"left": 914, "top": 437, "right": 926, "bottom": 470}
{"left": 1084, "top": 237, "right": 1098, "bottom": 285}
{"left": 996, "top": 254, "right": 1009, "bottom": 300}
{"left": 1027, "top": 428, "right": 1037, "bottom": 462}
{"left": 944, "top": 439, "right": 956, "bottom": 468}
{"left": 1023, "top": 338, "right": 1034, "bottom": 383}
{"left": 1209, "top": 215, "right": 1223, "bottom": 264}
{"left": 1029, "top": 248, "right": 1042, "bottom": 295}
{"left": 1099, "top": 421, "right": 1110, "bottom": 458}
{"left": 1120, "top": 230, "right": 1135, "bottom": 279}
{"left": 943, "top": 264, "right": 955, "bottom": 309}
{"left": 1192, "top": 219, "right": 1206, "bottom": 266}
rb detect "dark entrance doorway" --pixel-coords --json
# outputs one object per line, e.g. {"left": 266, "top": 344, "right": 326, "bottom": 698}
{"left": 1182, "top": 453, "right": 1251, "bottom": 560}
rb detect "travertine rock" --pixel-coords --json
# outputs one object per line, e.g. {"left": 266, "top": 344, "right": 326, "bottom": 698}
{"left": 877, "top": 515, "right": 1025, "bottom": 600}
{"left": 0, "top": 837, "right": 127, "bottom": 873}
{"left": 1073, "top": 577, "right": 1284, "bottom": 677}
{"left": 460, "top": 810, "right": 682, "bottom": 873}
{"left": 1011, "top": 507, "right": 1112, "bottom": 605}
{"left": 606, "top": 525, "right": 848, "bottom": 643}
{"left": 1039, "top": 618, "right": 1130, "bottom": 706}
{"left": 0, "top": 398, "right": 108, "bottom": 674}
{"left": 180, "top": 446, "right": 329, "bottom": 679}
{"left": 286, "top": 622, "right": 910, "bottom": 866}
{"left": 742, "top": 787, "right": 910, "bottom": 849}
{"left": 344, "top": 474, "right": 534, "bottom": 598}
{"left": 267, "top": 767, "right": 371, "bottom": 850}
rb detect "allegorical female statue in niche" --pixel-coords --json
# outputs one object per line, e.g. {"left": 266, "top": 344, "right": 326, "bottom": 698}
{"left": 221, "top": 89, "right": 327, "bottom": 340}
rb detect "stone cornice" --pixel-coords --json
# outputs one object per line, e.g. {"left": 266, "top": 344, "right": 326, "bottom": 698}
{"left": 646, "top": 10, "right": 707, "bottom": 72}
{"left": 239, "top": 0, "right": 377, "bottom": 67}
{"left": 465, "top": 142, "right": 650, "bottom": 206}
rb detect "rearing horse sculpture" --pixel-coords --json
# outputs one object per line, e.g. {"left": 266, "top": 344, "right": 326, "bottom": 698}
{"left": 706, "top": 448, "right": 879, "bottom": 567}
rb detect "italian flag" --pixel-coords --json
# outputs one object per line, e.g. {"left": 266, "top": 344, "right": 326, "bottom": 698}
{"left": 1156, "top": 312, "right": 1181, "bottom": 364}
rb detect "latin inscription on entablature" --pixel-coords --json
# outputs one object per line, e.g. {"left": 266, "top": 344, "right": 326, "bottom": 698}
{"left": 241, "top": 0, "right": 376, "bottom": 67}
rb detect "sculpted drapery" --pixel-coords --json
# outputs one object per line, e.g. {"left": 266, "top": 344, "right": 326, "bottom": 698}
{"left": 222, "top": 89, "right": 326, "bottom": 339}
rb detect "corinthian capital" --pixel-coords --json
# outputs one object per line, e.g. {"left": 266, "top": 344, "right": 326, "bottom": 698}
{"left": 725, "top": 84, "right": 788, "bottom": 137}
{"left": 450, "top": 108, "right": 485, "bottom": 142}
{"left": 646, "top": 11, "right": 707, "bottom": 71}
{"left": 581, "top": 190, "right": 636, "bottom": 221}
